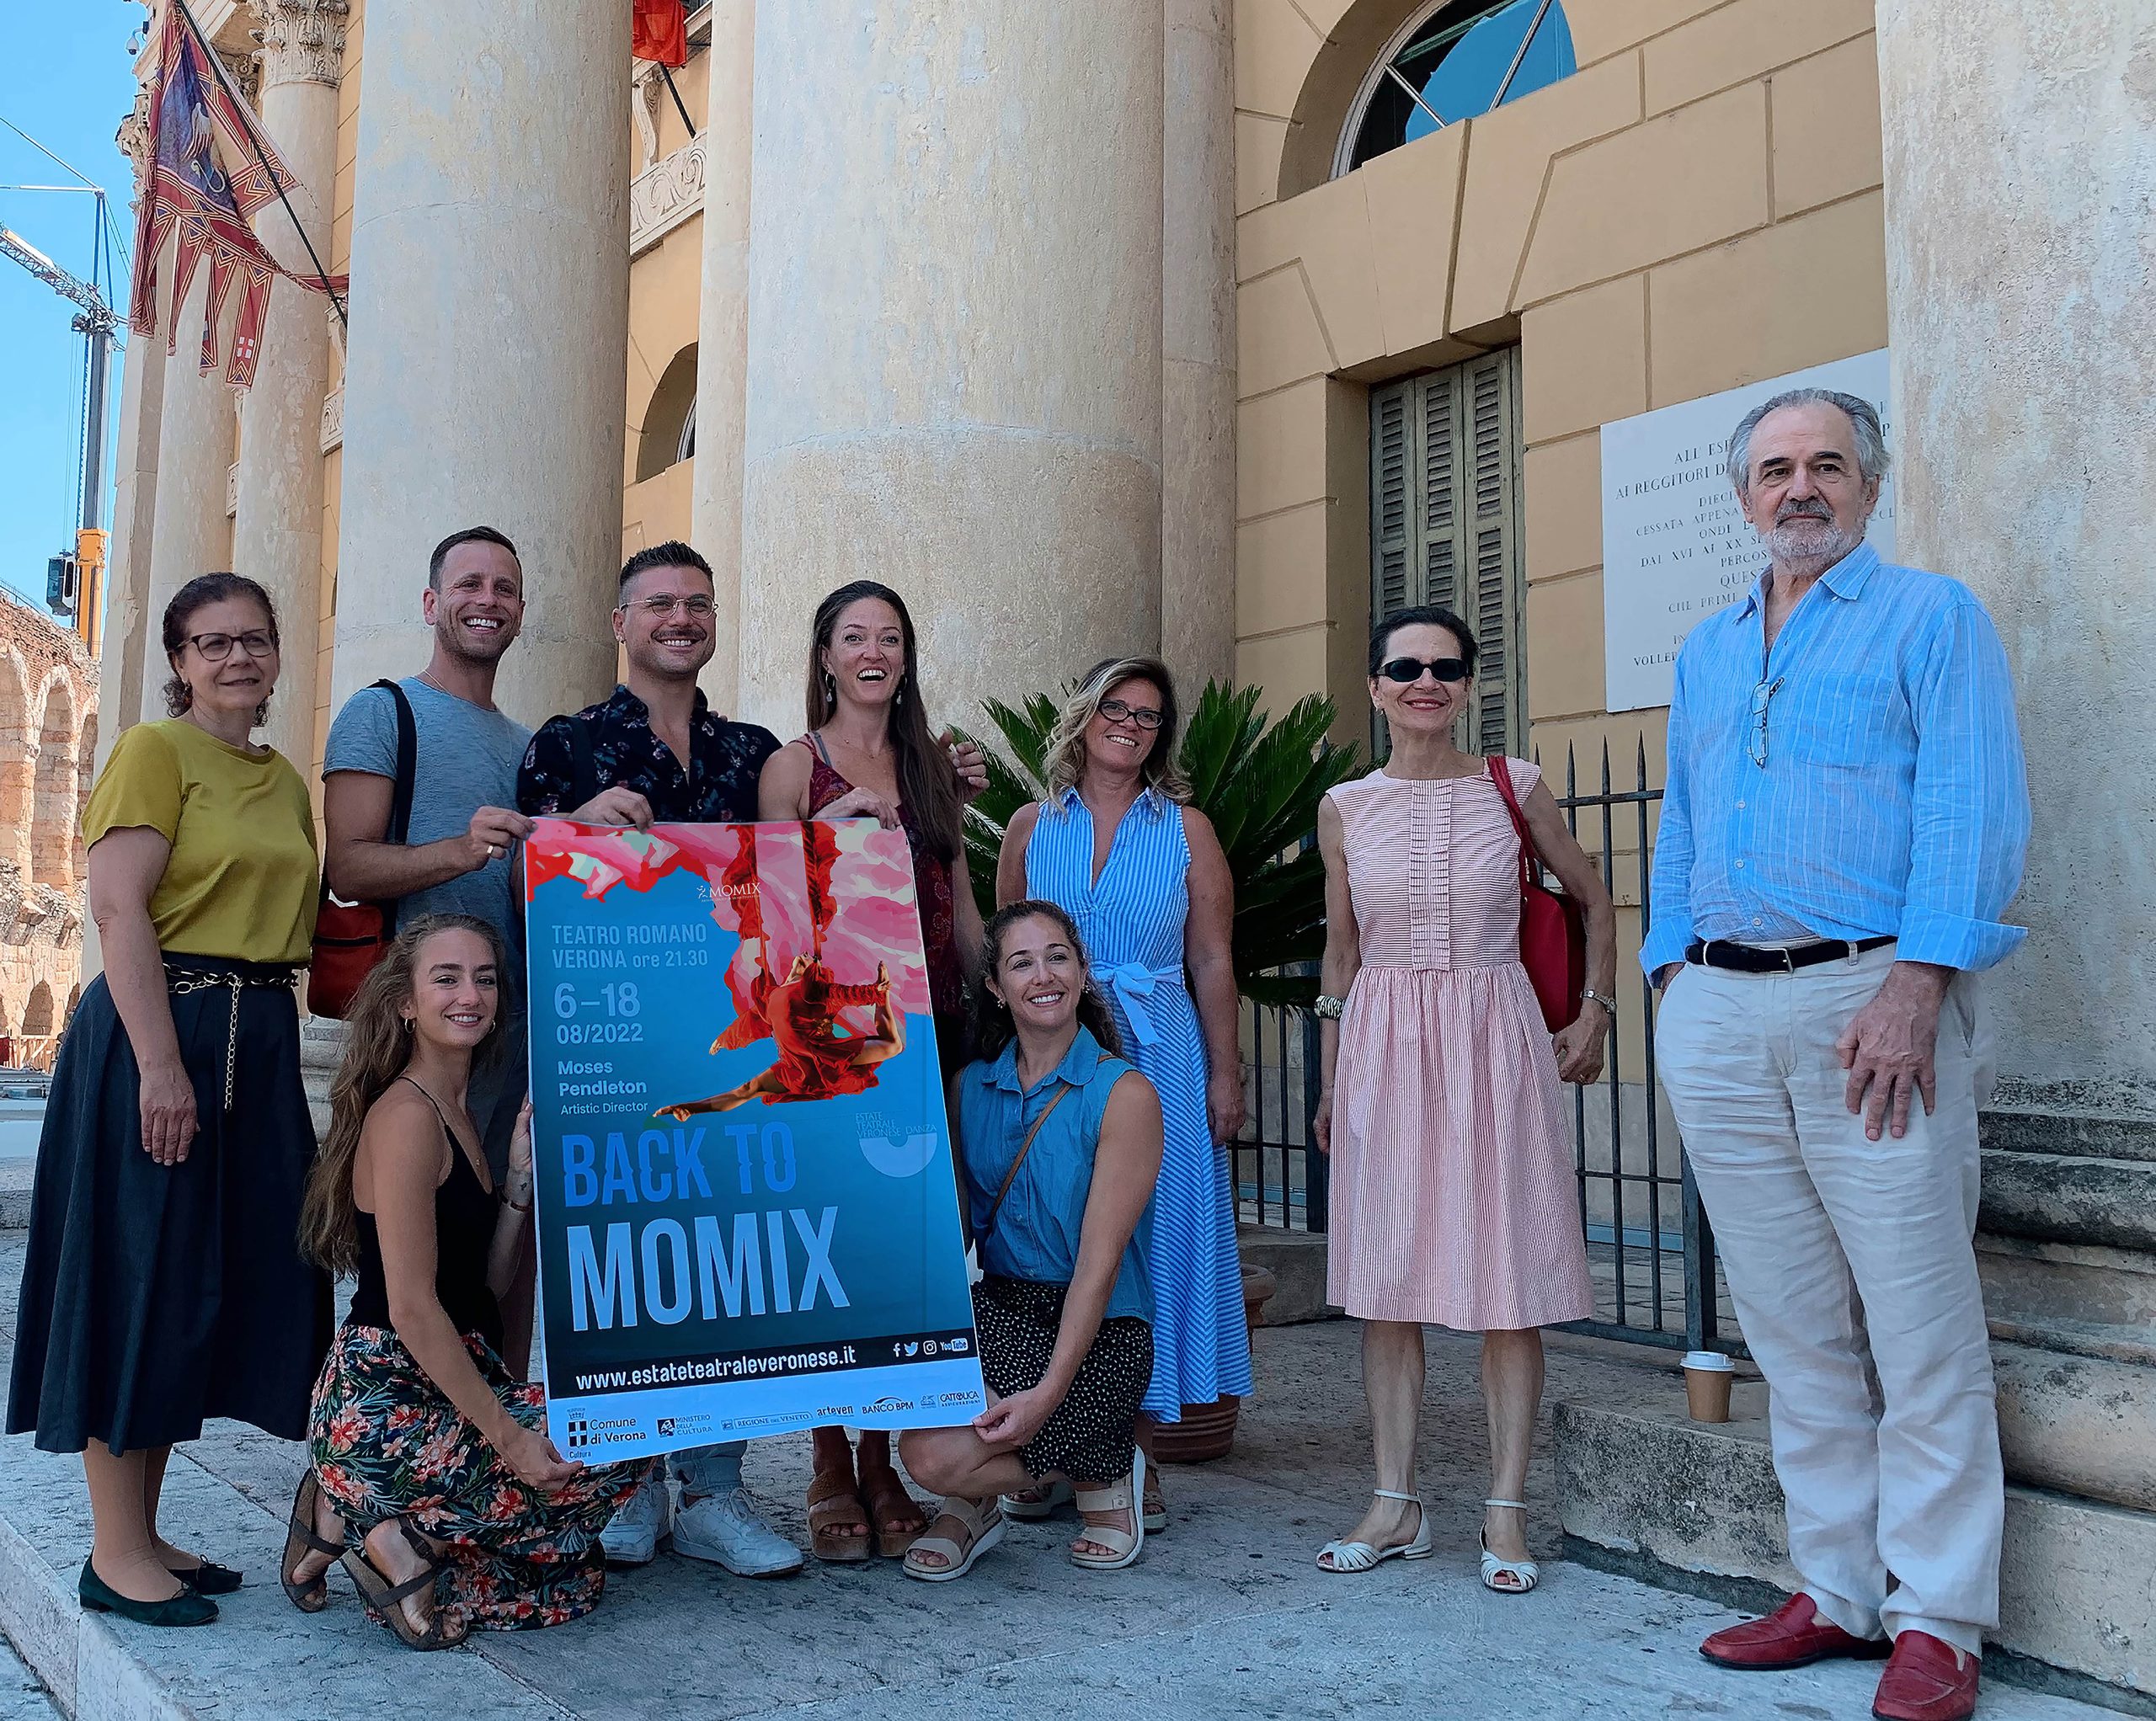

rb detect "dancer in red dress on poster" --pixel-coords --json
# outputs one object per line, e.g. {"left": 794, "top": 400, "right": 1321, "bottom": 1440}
{"left": 654, "top": 954, "right": 905, "bottom": 1116}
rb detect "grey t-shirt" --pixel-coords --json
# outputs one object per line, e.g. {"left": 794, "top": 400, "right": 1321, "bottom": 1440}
{"left": 323, "top": 677, "right": 531, "bottom": 951}
{"left": 324, "top": 676, "right": 533, "bottom": 1172}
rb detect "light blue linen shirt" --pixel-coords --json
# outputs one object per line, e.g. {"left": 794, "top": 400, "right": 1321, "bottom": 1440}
{"left": 1641, "top": 541, "right": 2031, "bottom": 977}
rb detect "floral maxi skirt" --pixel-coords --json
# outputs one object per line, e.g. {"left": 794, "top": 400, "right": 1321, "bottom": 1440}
{"left": 309, "top": 1323, "right": 651, "bottom": 1633}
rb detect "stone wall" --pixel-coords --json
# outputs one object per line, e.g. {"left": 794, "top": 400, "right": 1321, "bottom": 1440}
{"left": 0, "top": 594, "right": 97, "bottom": 1067}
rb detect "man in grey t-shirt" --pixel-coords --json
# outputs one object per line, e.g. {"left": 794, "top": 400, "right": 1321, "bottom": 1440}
{"left": 323, "top": 525, "right": 536, "bottom": 1197}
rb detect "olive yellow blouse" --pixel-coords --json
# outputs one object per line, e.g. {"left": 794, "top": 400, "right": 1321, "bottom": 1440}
{"left": 82, "top": 721, "right": 318, "bottom": 964}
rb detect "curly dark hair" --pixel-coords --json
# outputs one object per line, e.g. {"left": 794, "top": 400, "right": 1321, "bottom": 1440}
{"left": 964, "top": 899, "right": 1124, "bottom": 1066}
{"left": 162, "top": 573, "right": 278, "bottom": 726}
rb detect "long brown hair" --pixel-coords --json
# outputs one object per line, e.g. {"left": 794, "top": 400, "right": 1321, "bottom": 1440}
{"left": 804, "top": 581, "right": 964, "bottom": 864}
{"left": 965, "top": 899, "right": 1124, "bottom": 1066}
{"left": 298, "top": 914, "right": 506, "bottom": 1274}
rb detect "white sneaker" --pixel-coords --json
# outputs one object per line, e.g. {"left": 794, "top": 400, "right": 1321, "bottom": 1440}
{"left": 600, "top": 1473, "right": 671, "bottom": 1566}
{"left": 672, "top": 1487, "right": 805, "bottom": 1579}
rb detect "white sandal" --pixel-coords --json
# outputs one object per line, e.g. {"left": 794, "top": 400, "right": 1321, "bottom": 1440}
{"left": 1070, "top": 1449, "right": 1146, "bottom": 1571}
{"left": 900, "top": 1497, "right": 1005, "bottom": 1584}
{"left": 1479, "top": 1497, "right": 1540, "bottom": 1594}
{"left": 1001, "top": 1479, "right": 1074, "bottom": 1521}
{"left": 1316, "top": 1488, "right": 1433, "bottom": 1573}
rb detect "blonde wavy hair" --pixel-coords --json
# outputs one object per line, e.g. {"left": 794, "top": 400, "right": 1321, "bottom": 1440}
{"left": 1042, "top": 656, "right": 1190, "bottom": 804}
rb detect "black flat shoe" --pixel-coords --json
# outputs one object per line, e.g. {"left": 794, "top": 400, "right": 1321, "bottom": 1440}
{"left": 78, "top": 1558, "right": 218, "bottom": 1627}
{"left": 168, "top": 1558, "right": 243, "bottom": 1596}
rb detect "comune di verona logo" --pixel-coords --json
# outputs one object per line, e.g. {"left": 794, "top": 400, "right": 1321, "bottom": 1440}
{"left": 565, "top": 1414, "right": 642, "bottom": 1452}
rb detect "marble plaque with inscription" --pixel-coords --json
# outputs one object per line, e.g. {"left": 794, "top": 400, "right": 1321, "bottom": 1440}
{"left": 1599, "top": 349, "right": 1895, "bottom": 711}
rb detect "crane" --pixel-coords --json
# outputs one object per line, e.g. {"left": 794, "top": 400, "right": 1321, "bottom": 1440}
{"left": 1, "top": 214, "right": 120, "bottom": 655}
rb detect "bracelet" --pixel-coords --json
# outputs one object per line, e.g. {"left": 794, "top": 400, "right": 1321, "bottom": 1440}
{"left": 1313, "top": 994, "right": 1347, "bottom": 1020}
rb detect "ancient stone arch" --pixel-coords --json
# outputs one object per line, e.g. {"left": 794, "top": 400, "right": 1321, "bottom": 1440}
{"left": 30, "top": 673, "right": 78, "bottom": 892}
{"left": 22, "top": 981, "right": 54, "bottom": 1039}
{"left": 74, "top": 709, "right": 98, "bottom": 878}
{"left": 0, "top": 650, "right": 29, "bottom": 876}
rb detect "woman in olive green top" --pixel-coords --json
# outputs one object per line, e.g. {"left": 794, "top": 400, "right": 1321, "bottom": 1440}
{"left": 7, "top": 573, "right": 333, "bottom": 1628}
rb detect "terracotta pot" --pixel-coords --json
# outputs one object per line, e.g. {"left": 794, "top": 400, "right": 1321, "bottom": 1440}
{"left": 1153, "top": 1262, "right": 1278, "bottom": 1463}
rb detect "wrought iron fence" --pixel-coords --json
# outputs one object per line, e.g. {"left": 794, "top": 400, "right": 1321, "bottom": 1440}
{"left": 1227, "top": 738, "right": 1741, "bottom": 1356}
{"left": 1233, "top": 995, "right": 1326, "bottom": 1232}
{"left": 1545, "top": 738, "right": 1739, "bottom": 1355}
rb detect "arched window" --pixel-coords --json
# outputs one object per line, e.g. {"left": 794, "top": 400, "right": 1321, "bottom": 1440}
{"left": 636, "top": 344, "right": 699, "bottom": 482}
{"left": 23, "top": 983, "right": 54, "bottom": 1039}
{"left": 1336, "top": 0, "right": 1577, "bottom": 178}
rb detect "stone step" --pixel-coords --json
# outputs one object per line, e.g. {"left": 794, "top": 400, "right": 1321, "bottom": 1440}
{"left": 1983, "top": 1097, "right": 2156, "bottom": 1164}
{"left": 1979, "top": 1233, "right": 2156, "bottom": 1334}
{"left": 1993, "top": 1339, "right": 2156, "bottom": 1513}
{"left": 1555, "top": 1387, "right": 2156, "bottom": 1704}
{"left": 1980, "top": 1147, "right": 2156, "bottom": 1252}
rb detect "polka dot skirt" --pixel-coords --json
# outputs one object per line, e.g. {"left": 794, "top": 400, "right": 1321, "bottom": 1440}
{"left": 974, "top": 1276, "right": 1153, "bottom": 1487}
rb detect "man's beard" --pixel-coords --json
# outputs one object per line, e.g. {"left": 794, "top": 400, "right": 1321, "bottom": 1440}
{"left": 1760, "top": 508, "right": 1864, "bottom": 568}
{"left": 438, "top": 614, "right": 515, "bottom": 664}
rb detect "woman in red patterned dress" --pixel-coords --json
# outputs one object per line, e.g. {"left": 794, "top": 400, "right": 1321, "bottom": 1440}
{"left": 759, "top": 580, "right": 985, "bottom": 1564}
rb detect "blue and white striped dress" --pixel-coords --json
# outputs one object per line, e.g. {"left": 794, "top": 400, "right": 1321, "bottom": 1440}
{"left": 1025, "top": 787, "right": 1254, "bottom": 1421}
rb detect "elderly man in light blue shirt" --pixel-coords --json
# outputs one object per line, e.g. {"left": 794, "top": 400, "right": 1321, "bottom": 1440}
{"left": 1646, "top": 389, "right": 2028, "bottom": 1721}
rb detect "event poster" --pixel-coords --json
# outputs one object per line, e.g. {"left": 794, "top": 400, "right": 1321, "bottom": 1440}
{"left": 523, "top": 818, "right": 985, "bottom": 1464}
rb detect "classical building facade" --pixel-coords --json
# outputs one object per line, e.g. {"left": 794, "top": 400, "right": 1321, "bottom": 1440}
{"left": 93, "top": 0, "right": 2152, "bottom": 1695}
{"left": 1, "top": 592, "right": 98, "bottom": 1068}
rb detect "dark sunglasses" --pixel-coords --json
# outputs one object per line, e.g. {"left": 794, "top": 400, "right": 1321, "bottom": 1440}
{"left": 1377, "top": 656, "right": 1469, "bottom": 685}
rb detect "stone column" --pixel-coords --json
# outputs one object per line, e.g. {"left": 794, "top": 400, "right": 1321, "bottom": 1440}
{"left": 1876, "top": 0, "right": 2155, "bottom": 1108}
{"left": 739, "top": 2, "right": 1166, "bottom": 735}
{"left": 231, "top": 0, "right": 344, "bottom": 766}
{"left": 688, "top": 0, "right": 753, "bottom": 713}
{"left": 95, "top": 96, "right": 167, "bottom": 765}
{"left": 331, "top": 0, "right": 632, "bottom": 727}
{"left": 141, "top": 290, "right": 238, "bottom": 722}
{"left": 1161, "top": 0, "right": 1237, "bottom": 695}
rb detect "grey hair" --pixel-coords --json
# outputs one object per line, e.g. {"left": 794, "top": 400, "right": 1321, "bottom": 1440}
{"left": 1726, "top": 388, "right": 1891, "bottom": 497}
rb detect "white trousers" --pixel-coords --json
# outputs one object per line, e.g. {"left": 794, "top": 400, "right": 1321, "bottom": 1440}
{"left": 1656, "top": 943, "right": 2001, "bottom": 1654}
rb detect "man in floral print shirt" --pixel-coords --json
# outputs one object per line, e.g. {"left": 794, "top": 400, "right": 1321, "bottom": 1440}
{"left": 515, "top": 540, "right": 801, "bottom": 1581}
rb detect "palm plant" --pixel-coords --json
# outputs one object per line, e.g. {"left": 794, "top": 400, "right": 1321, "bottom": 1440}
{"left": 959, "top": 680, "right": 1363, "bottom": 1009}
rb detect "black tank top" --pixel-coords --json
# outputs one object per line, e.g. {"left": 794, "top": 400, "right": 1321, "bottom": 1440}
{"left": 348, "top": 1078, "right": 506, "bottom": 1354}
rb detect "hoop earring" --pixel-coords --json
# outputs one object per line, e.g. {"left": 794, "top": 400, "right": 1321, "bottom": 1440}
{"left": 400, "top": 1016, "right": 415, "bottom": 1034}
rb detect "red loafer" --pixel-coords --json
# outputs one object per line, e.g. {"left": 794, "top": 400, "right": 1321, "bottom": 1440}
{"left": 1872, "top": 1631, "right": 1981, "bottom": 1721}
{"left": 1700, "top": 1593, "right": 1893, "bottom": 1670}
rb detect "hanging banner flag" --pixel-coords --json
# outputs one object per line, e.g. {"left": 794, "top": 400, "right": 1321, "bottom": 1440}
{"left": 131, "top": 1, "right": 346, "bottom": 387}
{"left": 632, "top": 0, "right": 690, "bottom": 68}
{"left": 524, "top": 818, "right": 985, "bottom": 1465}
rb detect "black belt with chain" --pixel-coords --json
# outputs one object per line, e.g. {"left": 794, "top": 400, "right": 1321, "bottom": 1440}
{"left": 163, "top": 961, "right": 301, "bottom": 1112}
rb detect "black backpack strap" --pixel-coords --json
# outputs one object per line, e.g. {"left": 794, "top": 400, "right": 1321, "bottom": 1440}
{"left": 566, "top": 714, "right": 598, "bottom": 814}
{"left": 374, "top": 679, "right": 419, "bottom": 933}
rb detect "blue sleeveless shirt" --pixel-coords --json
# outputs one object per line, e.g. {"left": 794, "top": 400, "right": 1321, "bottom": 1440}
{"left": 957, "top": 1027, "right": 1153, "bottom": 1323}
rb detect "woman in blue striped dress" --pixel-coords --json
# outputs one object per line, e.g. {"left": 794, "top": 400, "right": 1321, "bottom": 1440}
{"left": 996, "top": 658, "right": 1250, "bottom": 1528}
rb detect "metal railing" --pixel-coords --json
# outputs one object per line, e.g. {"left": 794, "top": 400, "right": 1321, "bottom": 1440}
{"left": 1545, "top": 738, "right": 1738, "bottom": 1355}
{"left": 1233, "top": 996, "right": 1326, "bottom": 1232}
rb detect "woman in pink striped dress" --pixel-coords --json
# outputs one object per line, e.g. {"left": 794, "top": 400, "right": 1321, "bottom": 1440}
{"left": 1311, "top": 605, "right": 1616, "bottom": 1594}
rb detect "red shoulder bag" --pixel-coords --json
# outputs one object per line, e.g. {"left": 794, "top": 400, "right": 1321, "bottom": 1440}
{"left": 1486, "top": 755, "right": 1587, "bottom": 1032}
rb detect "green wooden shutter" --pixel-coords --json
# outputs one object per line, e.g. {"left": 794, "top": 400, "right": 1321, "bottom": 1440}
{"left": 1367, "top": 349, "right": 1524, "bottom": 757}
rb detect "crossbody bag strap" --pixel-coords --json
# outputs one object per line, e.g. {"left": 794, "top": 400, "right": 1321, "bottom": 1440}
{"left": 980, "top": 1084, "right": 1074, "bottom": 1244}
{"left": 567, "top": 714, "right": 599, "bottom": 813}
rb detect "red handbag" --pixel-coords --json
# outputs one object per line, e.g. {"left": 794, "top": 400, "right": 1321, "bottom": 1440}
{"left": 1486, "top": 755, "right": 1587, "bottom": 1032}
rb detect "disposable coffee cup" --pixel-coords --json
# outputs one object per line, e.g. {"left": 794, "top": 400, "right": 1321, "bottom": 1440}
{"left": 1683, "top": 1350, "right": 1736, "bottom": 1423}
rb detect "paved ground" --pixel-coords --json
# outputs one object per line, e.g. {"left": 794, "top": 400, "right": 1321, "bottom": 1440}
{"left": 0, "top": 1233, "right": 2116, "bottom": 1720}
{"left": 0, "top": 1648, "right": 55, "bottom": 1721}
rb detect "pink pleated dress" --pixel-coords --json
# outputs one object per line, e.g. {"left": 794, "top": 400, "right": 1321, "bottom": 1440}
{"left": 1326, "top": 761, "right": 1593, "bottom": 1330}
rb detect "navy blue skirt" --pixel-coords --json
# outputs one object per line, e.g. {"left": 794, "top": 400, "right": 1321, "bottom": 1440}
{"left": 6, "top": 959, "right": 334, "bottom": 1454}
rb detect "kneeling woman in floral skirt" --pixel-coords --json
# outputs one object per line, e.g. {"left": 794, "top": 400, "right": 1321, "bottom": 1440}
{"left": 899, "top": 901, "right": 1163, "bottom": 1580}
{"left": 282, "top": 916, "right": 648, "bottom": 1647}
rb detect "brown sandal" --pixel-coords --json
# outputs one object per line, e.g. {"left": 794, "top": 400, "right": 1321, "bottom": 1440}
{"left": 280, "top": 1470, "right": 342, "bottom": 1613}
{"left": 859, "top": 1468, "right": 929, "bottom": 1559}
{"left": 806, "top": 1468, "right": 873, "bottom": 1564}
{"left": 340, "top": 1519, "right": 467, "bottom": 1650}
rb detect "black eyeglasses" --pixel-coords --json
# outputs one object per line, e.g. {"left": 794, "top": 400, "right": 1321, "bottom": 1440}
{"left": 186, "top": 630, "right": 278, "bottom": 662}
{"left": 1097, "top": 698, "right": 1165, "bottom": 731}
{"left": 1377, "top": 656, "right": 1468, "bottom": 685}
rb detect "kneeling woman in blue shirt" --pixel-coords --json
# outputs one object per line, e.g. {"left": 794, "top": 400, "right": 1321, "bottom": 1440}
{"left": 899, "top": 901, "right": 1163, "bottom": 1580}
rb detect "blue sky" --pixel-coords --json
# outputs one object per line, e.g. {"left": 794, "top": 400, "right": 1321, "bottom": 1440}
{"left": 0, "top": 4, "right": 142, "bottom": 609}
